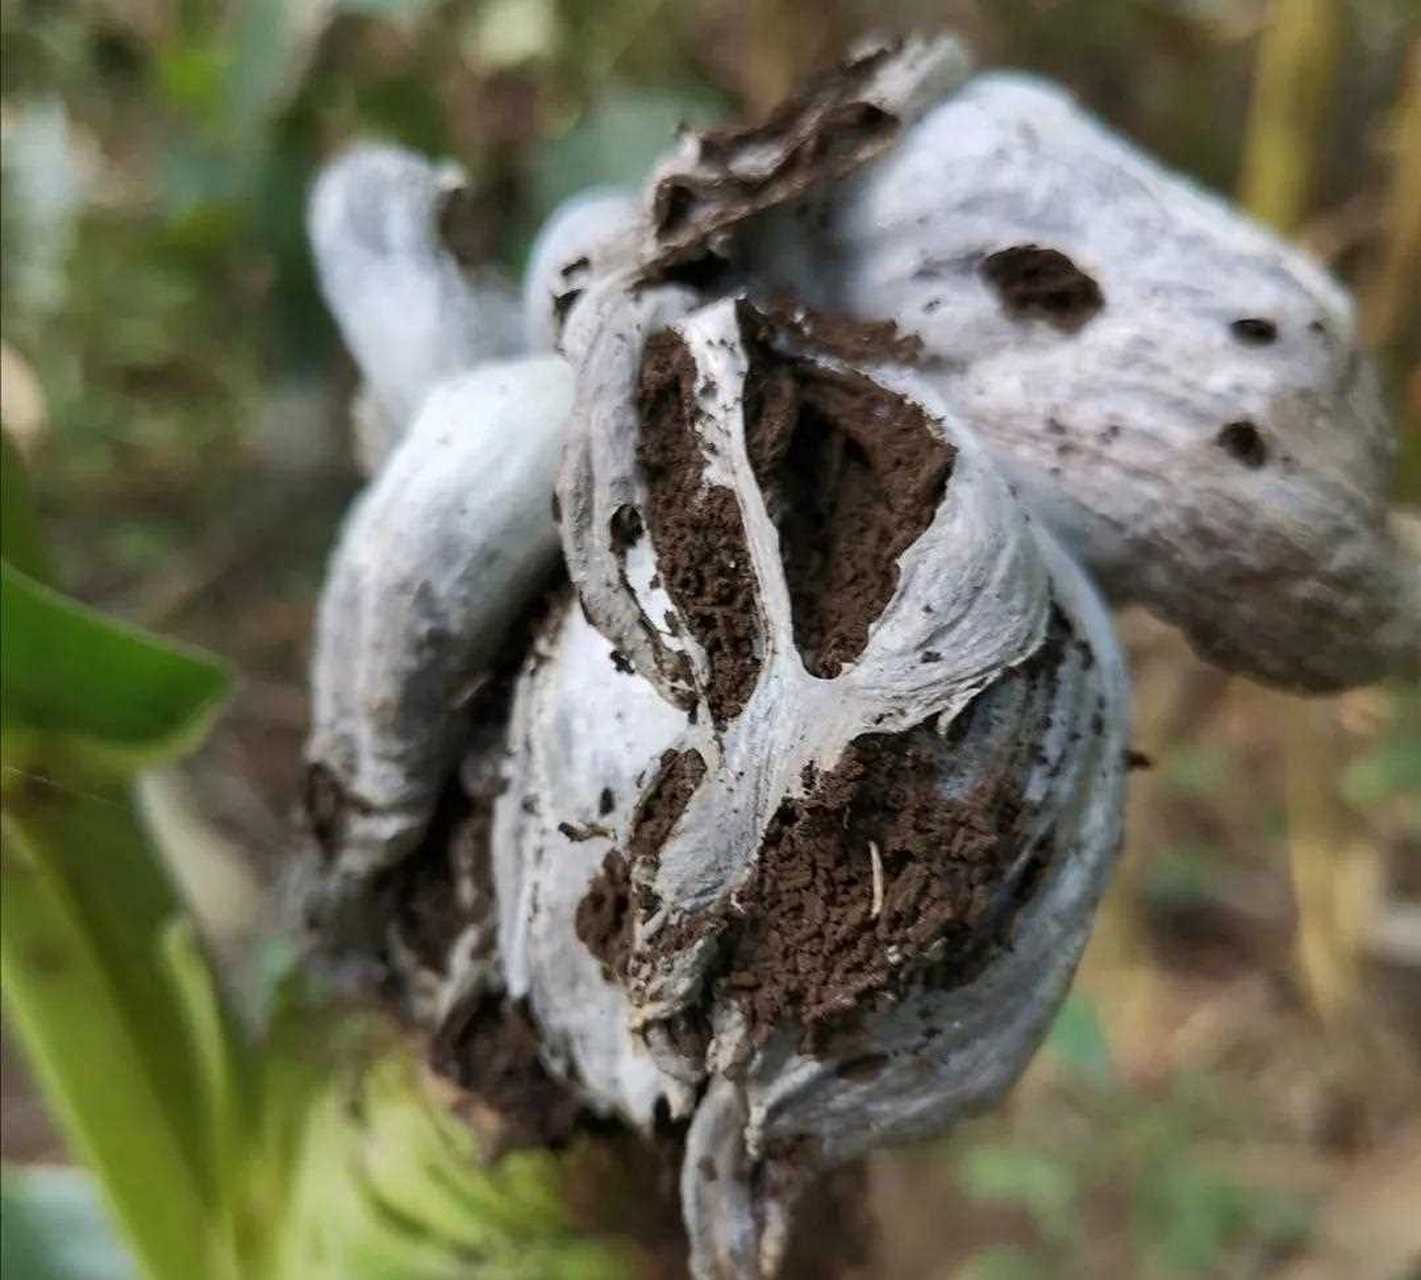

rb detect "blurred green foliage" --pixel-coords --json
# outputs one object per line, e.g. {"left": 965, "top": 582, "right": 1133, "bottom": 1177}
{"left": 1341, "top": 687, "right": 1421, "bottom": 819}
{"left": 1, "top": 436, "right": 639, "bottom": 1279}
{"left": 1, "top": 1166, "right": 138, "bottom": 1280}
{"left": 955, "top": 997, "right": 1314, "bottom": 1277}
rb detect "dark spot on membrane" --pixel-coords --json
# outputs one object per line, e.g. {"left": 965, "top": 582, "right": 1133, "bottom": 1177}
{"left": 558, "top": 821, "right": 602, "bottom": 843}
{"left": 550, "top": 491, "right": 561, "bottom": 524}
{"left": 609, "top": 648, "right": 636, "bottom": 675}
{"left": 835, "top": 1053, "right": 889, "bottom": 1080}
{"left": 560, "top": 255, "right": 590, "bottom": 279}
{"left": 981, "top": 245, "right": 1103, "bottom": 331}
{"left": 552, "top": 288, "right": 583, "bottom": 326}
{"left": 653, "top": 249, "right": 735, "bottom": 293}
{"left": 303, "top": 762, "right": 357, "bottom": 860}
{"left": 599, "top": 787, "right": 616, "bottom": 816}
{"left": 1216, "top": 420, "right": 1268, "bottom": 469}
{"left": 609, "top": 504, "right": 644, "bottom": 550}
{"left": 653, "top": 181, "right": 697, "bottom": 235}
{"left": 1230, "top": 317, "right": 1277, "bottom": 345}
{"left": 435, "top": 184, "right": 489, "bottom": 268}
{"left": 1125, "top": 748, "right": 1153, "bottom": 771}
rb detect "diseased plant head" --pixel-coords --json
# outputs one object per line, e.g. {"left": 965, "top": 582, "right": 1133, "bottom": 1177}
{"left": 299, "top": 34, "right": 1415, "bottom": 1280}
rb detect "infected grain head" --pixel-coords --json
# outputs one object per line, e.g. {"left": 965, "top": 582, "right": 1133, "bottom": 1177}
{"left": 535, "top": 295, "right": 1128, "bottom": 1276}
{"left": 298, "top": 36, "right": 1413, "bottom": 1280}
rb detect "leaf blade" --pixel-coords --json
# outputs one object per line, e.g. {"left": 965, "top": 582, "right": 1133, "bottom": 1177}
{"left": 1, "top": 563, "right": 228, "bottom": 768}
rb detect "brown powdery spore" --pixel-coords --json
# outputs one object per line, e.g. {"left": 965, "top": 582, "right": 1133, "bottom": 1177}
{"left": 719, "top": 727, "right": 1023, "bottom": 1047}
{"left": 637, "top": 333, "right": 764, "bottom": 723}
{"left": 742, "top": 320, "right": 954, "bottom": 677}
{"left": 720, "top": 618, "right": 1074, "bottom": 1049}
{"left": 576, "top": 748, "right": 708, "bottom": 980}
{"left": 647, "top": 43, "right": 904, "bottom": 270}
{"left": 429, "top": 996, "right": 584, "bottom": 1149}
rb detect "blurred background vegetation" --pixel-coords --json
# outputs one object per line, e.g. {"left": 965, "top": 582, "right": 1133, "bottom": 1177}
{"left": 1, "top": 0, "right": 1418, "bottom": 1276}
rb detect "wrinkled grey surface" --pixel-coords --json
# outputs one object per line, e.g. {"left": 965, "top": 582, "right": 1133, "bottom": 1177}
{"left": 680, "top": 530, "right": 1125, "bottom": 1279}
{"left": 308, "top": 144, "right": 524, "bottom": 471}
{"left": 555, "top": 276, "right": 704, "bottom": 707}
{"left": 744, "top": 74, "right": 1418, "bottom": 690}
{"left": 304, "top": 357, "right": 571, "bottom": 944}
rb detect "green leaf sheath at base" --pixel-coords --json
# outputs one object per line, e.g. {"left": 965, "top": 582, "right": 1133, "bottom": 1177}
{"left": 160, "top": 920, "right": 256, "bottom": 1219}
{"left": 1, "top": 562, "right": 228, "bottom": 768}
{"left": 273, "top": 1056, "right": 639, "bottom": 1280}
{"left": 1, "top": 564, "right": 233, "bottom": 1278}
{"left": 1, "top": 814, "right": 212, "bottom": 1280}
{"left": 0, "top": 772, "right": 216, "bottom": 1187}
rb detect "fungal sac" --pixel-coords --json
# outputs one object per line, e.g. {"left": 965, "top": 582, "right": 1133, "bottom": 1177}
{"left": 298, "top": 33, "right": 1415, "bottom": 1280}
{"left": 742, "top": 73, "right": 1418, "bottom": 691}
{"left": 528, "top": 297, "right": 1128, "bottom": 1276}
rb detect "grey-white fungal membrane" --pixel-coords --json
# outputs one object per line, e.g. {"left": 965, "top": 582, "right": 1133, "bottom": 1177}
{"left": 299, "top": 34, "right": 1415, "bottom": 1280}
{"left": 302, "top": 356, "right": 571, "bottom": 950}
{"left": 308, "top": 143, "right": 524, "bottom": 472}
{"left": 521, "top": 186, "right": 637, "bottom": 352}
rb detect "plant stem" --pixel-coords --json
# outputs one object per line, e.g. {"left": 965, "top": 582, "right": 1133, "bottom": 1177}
{"left": 1239, "top": 0, "right": 1340, "bottom": 233}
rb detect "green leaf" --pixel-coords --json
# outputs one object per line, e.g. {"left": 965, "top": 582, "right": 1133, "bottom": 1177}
{"left": 273, "top": 1055, "right": 638, "bottom": 1279}
{"left": 1161, "top": 744, "right": 1233, "bottom": 798}
{"left": 1046, "top": 994, "right": 1113, "bottom": 1087}
{"left": 161, "top": 920, "right": 254, "bottom": 1202}
{"left": 1, "top": 432, "right": 51, "bottom": 583}
{"left": 1141, "top": 846, "right": 1221, "bottom": 910}
{"left": 958, "top": 1146, "right": 1081, "bottom": 1250}
{"left": 955, "top": 1244, "right": 1050, "bottom": 1280}
{"left": 0, "top": 1166, "right": 138, "bottom": 1280}
{"left": 1132, "top": 1158, "right": 1242, "bottom": 1273}
{"left": 1, "top": 562, "right": 228, "bottom": 768}
{"left": 1340, "top": 734, "right": 1421, "bottom": 812}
